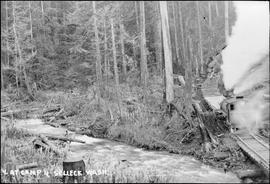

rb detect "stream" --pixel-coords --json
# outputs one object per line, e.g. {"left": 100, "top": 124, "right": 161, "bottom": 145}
{"left": 15, "top": 119, "right": 240, "bottom": 183}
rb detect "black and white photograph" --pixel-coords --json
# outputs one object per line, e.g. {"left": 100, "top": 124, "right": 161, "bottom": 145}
{"left": 1, "top": 1, "right": 269, "bottom": 183}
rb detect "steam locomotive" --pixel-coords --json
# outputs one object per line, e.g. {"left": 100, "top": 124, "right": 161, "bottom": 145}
{"left": 219, "top": 55, "right": 269, "bottom": 133}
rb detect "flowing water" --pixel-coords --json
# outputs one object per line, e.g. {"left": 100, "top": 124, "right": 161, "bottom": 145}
{"left": 15, "top": 119, "right": 240, "bottom": 183}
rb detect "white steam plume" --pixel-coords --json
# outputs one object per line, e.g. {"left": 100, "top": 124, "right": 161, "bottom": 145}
{"left": 221, "top": 1, "right": 269, "bottom": 90}
{"left": 231, "top": 88, "right": 269, "bottom": 134}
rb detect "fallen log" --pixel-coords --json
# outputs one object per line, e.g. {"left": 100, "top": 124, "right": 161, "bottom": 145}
{"left": 39, "top": 135, "right": 61, "bottom": 155}
{"left": 42, "top": 106, "right": 61, "bottom": 114}
{"left": 46, "top": 135, "right": 85, "bottom": 144}
{"left": 235, "top": 169, "right": 264, "bottom": 179}
{"left": 33, "top": 135, "right": 61, "bottom": 155}
{"left": 192, "top": 101, "right": 213, "bottom": 152}
{"left": 44, "top": 122, "right": 59, "bottom": 128}
{"left": 1, "top": 108, "right": 39, "bottom": 117}
{"left": 192, "top": 101, "right": 218, "bottom": 145}
{"left": 16, "top": 162, "right": 39, "bottom": 170}
{"left": 47, "top": 108, "right": 65, "bottom": 123}
{"left": 33, "top": 139, "right": 50, "bottom": 150}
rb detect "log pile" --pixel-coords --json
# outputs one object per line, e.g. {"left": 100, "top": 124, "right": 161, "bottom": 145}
{"left": 192, "top": 100, "right": 218, "bottom": 152}
{"left": 31, "top": 131, "right": 86, "bottom": 156}
{"left": 41, "top": 105, "right": 69, "bottom": 127}
{"left": 33, "top": 135, "right": 62, "bottom": 155}
{"left": 1, "top": 108, "right": 39, "bottom": 119}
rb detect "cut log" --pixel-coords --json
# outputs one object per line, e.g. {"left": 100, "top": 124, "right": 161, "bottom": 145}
{"left": 63, "top": 159, "right": 86, "bottom": 183}
{"left": 42, "top": 106, "right": 61, "bottom": 114}
{"left": 193, "top": 101, "right": 213, "bottom": 152}
{"left": 39, "top": 135, "right": 61, "bottom": 155}
{"left": 46, "top": 135, "right": 85, "bottom": 144}
{"left": 235, "top": 169, "right": 264, "bottom": 179}
{"left": 16, "top": 162, "right": 39, "bottom": 170}
{"left": 33, "top": 135, "right": 61, "bottom": 155}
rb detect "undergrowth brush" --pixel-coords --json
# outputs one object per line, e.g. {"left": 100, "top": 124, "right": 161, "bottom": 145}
{"left": 1, "top": 120, "right": 173, "bottom": 183}
{"left": 34, "top": 76, "right": 197, "bottom": 153}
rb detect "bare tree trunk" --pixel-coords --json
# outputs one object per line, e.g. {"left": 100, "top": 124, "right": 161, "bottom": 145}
{"left": 208, "top": 2, "right": 214, "bottom": 54}
{"left": 224, "top": 1, "right": 229, "bottom": 45}
{"left": 189, "top": 38, "right": 195, "bottom": 76}
{"left": 133, "top": 1, "right": 139, "bottom": 64}
{"left": 93, "top": 1, "right": 102, "bottom": 97}
{"left": 135, "top": 1, "right": 139, "bottom": 33}
{"left": 195, "top": 56, "right": 199, "bottom": 76}
{"left": 208, "top": 2, "right": 212, "bottom": 27}
{"left": 41, "top": 1, "right": 44, "bottom": 21}
{"left": 154, "top": 2, "right": 162, "bottom": 74}
{"left": 196, "top": 1, "right": 204, "bottom": 74}
{"left": 12, "top": 1, "right": 19, "bottom": 90}
{"left": 160, "top": 1, "right": 174, "bottom": 103}
{"left": 178, "top": 2, "right": 185, "bottom": 64}
{"left": 29, "top": 1, "right": 34, "bottom": 55}
{"left": 13, "top": 1, "right": 33, "bottom": 97}
{"left": 41, "top": 1, "right": 45, "bottom": 39}
{"left": 215, "top": 2, "right": 219, "bottom": 17}
{"left": 111, "top": 18, "right": 122, "bottom": 115}
{"left": 6, "top": 1, "right": 9, "bottom": 66}
{"left": 1, "top": 63, "right": 3, "bottom": 89}
{"left": 172, "top": 2, "right": 180, "bottom": 66}
{"left": 132, "top": 39, "right": 136, "bottom": 62}
{"left": 75, "top": 1, "right": 79, "bottom": 10}
{"left": 110, "top": 19, "right": 119, "bottom": 87}
{"left": 120, "top": 23, "right": 127, "bottom": 80}
{"left": 139, "top": 1, "right": 148, "bottom": 88}
{"left": 184, "top": 36, "right": 193, "bottom": 116}
{"left": 2, "top": 1, "right": 9, "bottom": 89}
{"left": 103, "top": 16, "right": 108, "bottom": 84}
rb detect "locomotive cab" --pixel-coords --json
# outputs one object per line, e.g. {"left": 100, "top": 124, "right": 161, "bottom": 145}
{"left": 220, "top": 96, "right": 245, "bottom": 132}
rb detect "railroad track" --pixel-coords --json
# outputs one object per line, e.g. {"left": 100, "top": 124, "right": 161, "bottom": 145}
{"left": 202, "top": 95, "right": 269, "bottom": 176}
{"left": 234, "top": 133, "right": 269, "bottom": 176}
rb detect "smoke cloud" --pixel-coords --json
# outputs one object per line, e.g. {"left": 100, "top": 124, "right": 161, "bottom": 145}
{"left": 231, "top": 88, "right": 269, "bottom": 134}
{"left": 221, "top": 2, "right": 269, "bottom": 134}
{"left": 221, "top": 1, "right": 269, "bottom": 90}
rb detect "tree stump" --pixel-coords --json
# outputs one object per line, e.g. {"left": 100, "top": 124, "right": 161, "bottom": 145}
{"left": 63, "top": 158, "right": 85, "bottom": 183}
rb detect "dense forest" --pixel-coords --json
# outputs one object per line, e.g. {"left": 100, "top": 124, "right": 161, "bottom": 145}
{"left": 8, "top": 2, "right": 269, "bottom": 183}
{"left": 1, "top": 1, "right": 236, "bottom": 95}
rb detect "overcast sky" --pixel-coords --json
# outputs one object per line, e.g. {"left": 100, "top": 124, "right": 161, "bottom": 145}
{"left": 221, "top": 1, "right": 269, "bottom": 90}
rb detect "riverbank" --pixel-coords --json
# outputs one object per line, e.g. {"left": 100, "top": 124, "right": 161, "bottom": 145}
{"left": 2, "top": 118, "right": 242, "bottom": 183}
{"left": 1, "top": 119, "right": 175, "bottom": 183}
{"left": 1, "top": 87, "right": 268, "bottom": 183}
